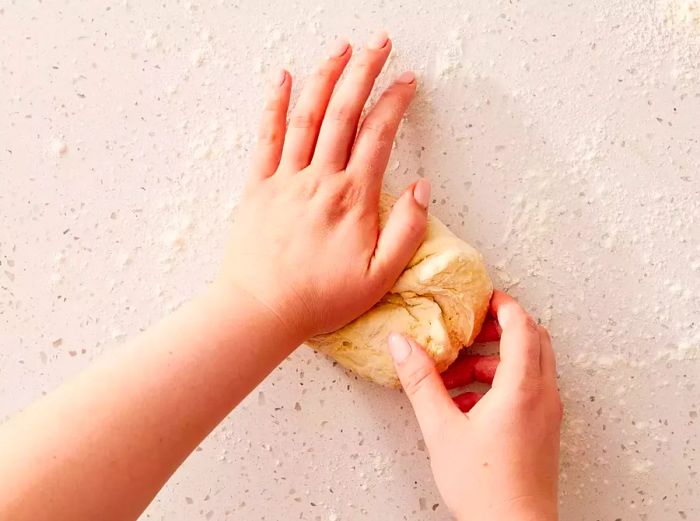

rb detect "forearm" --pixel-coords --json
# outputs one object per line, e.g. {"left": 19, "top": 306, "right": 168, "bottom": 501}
{"left": 0, "top": 287, "right": 300, "bottom": 521}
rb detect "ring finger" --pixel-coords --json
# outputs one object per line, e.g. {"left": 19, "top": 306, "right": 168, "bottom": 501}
{"left": 278, "top": 37, "right": 352, "bottom": 172}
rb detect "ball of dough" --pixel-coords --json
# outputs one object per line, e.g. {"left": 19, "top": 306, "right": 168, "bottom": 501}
{"left": 307, "top": 192, "right": 493, "bottom": 388}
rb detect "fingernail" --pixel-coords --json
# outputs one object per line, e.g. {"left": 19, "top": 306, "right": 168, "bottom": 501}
{"left": 272, "top": 69, "right": 286, "bottom": 87}
{"left": 396, "top": 71, "right": 416, "bottom": 84}
{"left": 413, "top": 178, "right": 431, "bottom": 209}
{"left": 367, "top": 30, "right": 389, "bottom": 50}
{"left": 388, "top": 333, "right": 412, "bottom": 365}
{"left": 327, "top": 37, "right": 349, "bottom": 58}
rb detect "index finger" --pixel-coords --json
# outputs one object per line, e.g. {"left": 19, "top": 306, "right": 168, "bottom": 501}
{"left": 490, "top": 290, "right": 542, "bottom": 386}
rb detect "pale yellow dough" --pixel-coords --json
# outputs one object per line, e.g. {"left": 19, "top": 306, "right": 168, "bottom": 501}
{"left": 307, "top": 192, "right": 493, "bottom": 388}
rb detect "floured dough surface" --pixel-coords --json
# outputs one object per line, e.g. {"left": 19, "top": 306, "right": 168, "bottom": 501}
{"left": 307, "top": 192, "right": 493, "bottom": 388}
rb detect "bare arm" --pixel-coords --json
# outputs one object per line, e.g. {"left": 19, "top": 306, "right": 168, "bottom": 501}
{"left": 0, "top": 32, "right": 427, "bottom": 521}
{"left": 0, "top": 290, "right": 299, "bottom": 519}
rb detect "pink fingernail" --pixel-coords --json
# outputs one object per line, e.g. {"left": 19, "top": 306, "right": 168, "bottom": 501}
{"left": 327, "top": 37, "right": 349, "bottom": 58}
{"left": 413, "top": 178, "right": 431, "bottom": 209}
{"left": 396, "top": 71, "right": 416, "bottom": 84}
{"left": 272, "top": 69, "right": 286, "bottom": 87}
{"left": 367, "top": 30, "right": 389, "bottom": 50}
{"left": 388, "top": 333, "right": 412, "bottom": 364}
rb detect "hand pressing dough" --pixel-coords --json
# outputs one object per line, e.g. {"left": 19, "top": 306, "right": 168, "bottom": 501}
{"left": 307, "top": 192, "right": 493, "bottom": 388}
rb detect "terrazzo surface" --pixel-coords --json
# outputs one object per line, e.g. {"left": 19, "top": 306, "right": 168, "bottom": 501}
{"left": 1, "top": 1, "right": 698, "bottom": 519}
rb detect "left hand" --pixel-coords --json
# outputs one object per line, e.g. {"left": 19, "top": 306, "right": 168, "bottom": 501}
{"left": 215, "top": 31, "right": 430, "bottom": 341}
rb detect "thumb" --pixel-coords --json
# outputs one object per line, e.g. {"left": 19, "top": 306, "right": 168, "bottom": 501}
{"left": 389, "top": 333, "right": 460, "bottom": 443}
{"left": 369, "top": 179, "right": 430, "bottom": 285}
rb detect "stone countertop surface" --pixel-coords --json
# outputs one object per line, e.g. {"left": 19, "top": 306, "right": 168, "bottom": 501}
{"left": 1, "top": 1, "right": 698, "bottom": 520}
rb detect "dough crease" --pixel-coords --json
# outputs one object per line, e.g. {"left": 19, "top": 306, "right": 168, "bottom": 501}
{"left": 307, "top": 192, "right": 493, "bottom": 388}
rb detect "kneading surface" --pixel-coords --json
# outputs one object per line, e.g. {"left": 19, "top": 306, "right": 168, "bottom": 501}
{"left": 307, "top": 193, "right": 493, "bottom": 387}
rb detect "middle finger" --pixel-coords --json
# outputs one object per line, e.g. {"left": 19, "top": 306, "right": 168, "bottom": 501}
{"left": 312, "top": 30, "right": 392, "bottom": 169}
{"left": 278, "top": 37, "right": 352, "bottom": 172}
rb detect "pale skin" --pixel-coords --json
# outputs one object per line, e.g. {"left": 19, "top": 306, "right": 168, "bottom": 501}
{"left": 0, "top": 32, "right": 562, "bottom": 521}
{"left": 389, "top": 291, "right": 563, "bottom": 521}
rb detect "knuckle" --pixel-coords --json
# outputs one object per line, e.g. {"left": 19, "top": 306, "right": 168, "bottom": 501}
{"left": 348, "top": 59, "right": 382, "bottom": 81}
{"left": 361, "top": 118, "right": 393, "bottom": 137}
{"left": 323, "top": 182, "right": 363, "bottom": 218}
{"left": 403, "top": 216, "right": 427, "bottom": 239}
{"left": 506, "top": 376, "right": 564, "bottom": 419}
{"left": 510, "top": 312, "right": 539, "bottom": 337}
{"left": 290, "top": 111, "right": 322, "bottom": 130}
{"left": 513, "top": 378, "right": 544, "bottom": 401}
{"left": 328, "top": 104, "right": 357, "bottom": 125}
{"left": 257, "top": 127, "right": 283, "bottom": 145}
{"left": 523, "top": 314, "right": 539, "bottom": 334}
{"left": 537, "top": 324, "right": 551, "bottom": 341}
{"left": 382, "top": 85, "right": 407, "bottom": 101}
{"left": 314, "top": 63, "right": 337, "bottom": 80}
{"left": 524, "top": 343, "right": 540, "bottom": 362}
{"left": 403, "top": 364, "right": 433, "bottom": 398}
{"left": 352, "top": 57, "right": 373, "bottom": 73}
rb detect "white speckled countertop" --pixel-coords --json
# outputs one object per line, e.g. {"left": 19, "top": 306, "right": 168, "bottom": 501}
{"left": 1, "top": 1, "right": 698, "bottom": 520}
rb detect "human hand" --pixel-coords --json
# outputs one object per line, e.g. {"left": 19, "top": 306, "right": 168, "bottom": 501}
{"left": 214, "top": 31, "right": 429, "bottom": 342}
{"left": 388, "top": 291, "right": 563, "bottom": 521}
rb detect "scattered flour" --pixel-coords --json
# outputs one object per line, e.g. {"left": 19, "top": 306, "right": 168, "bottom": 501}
{"left": 663, "top": 0, "right": 700, "bottom": 26}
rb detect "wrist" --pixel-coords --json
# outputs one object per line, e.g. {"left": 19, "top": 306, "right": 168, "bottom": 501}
{"left": 201, "top": 282, "right": 307, "bottom": 349}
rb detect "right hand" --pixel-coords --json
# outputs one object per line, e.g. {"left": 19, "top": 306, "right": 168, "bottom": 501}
{"left": 388, "top": 291, "right": 563, "bottom": 521}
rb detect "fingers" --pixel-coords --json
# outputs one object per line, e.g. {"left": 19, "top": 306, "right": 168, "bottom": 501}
{"left": 345, "top": 71, "right": 417, "bottom": 195}
{"left": 489, "top": 290, "right": 542, "bottom": 387}
{"left": 441, "top": 354, "right": 499, "bottom": 390}
{"left": 251, "top": 69, "right": 292, "bottom": 179}
{"left": 474, "top": 316, "right": 502, "bottom": 343}
{"left": 452, "top": 391, "right": 484, "bottom": 413}
{"left": 312, "top": 31, "right": 392, "bottom": 169}
{"left": 368, "top": 180, "right": 429, "bottom": 288}
{"left": 278, "top": 38, "right": 352, "bottom": 171}
{"left": 389, "top": 333, "right": 461, "bottom": 443}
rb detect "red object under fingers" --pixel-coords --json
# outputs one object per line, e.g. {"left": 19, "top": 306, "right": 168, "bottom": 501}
{"left": 474, "top": 318, "right": 502, "bottom": 343}
{"left": 441, "top": 354, "right": 500, "bottom": 389}
{"left": 453, "top": 391, "right": 484, "bottom": 412}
